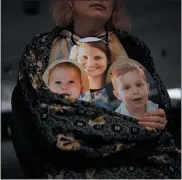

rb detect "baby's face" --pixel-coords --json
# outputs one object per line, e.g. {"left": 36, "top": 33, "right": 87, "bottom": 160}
{"left": 48, "top": 66, "right": 82, "bottom": 98}
{"left": 115, "top": 70, "right": 149, "bottom": 110}
{"left": 77, "top": 44, "right": 107, "bottom": 77}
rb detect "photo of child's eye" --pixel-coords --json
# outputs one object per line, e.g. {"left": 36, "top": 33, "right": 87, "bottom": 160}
{"left": 107, "top": 59, "right": 159, "bottom": 119}
{"left": 42, "top": 59, "right": 90, "bottom": 100}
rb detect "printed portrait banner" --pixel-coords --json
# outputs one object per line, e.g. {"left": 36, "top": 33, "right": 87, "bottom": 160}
{"left": 42, "top": 36, "right": 161, "bottom": 116}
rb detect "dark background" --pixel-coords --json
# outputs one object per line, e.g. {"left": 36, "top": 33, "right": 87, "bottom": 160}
{"left": 1, "top": 0, "right": 181, "bottom": 178}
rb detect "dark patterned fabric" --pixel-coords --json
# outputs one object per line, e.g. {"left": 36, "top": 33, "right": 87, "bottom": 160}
{"left": 10, "top": 25, "right": 181, "bottom": 179}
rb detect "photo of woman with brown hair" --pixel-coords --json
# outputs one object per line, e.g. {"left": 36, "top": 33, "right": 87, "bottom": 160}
{"left": 69, "top": 37, "right": 114, "bottom": 109}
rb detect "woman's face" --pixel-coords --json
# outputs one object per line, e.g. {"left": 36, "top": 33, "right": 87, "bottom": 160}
{"left": 71, "top": 0, "right": 114, "bottom": 22}
{"left": 77, "top": 43, "right": 108, "bottom": 77}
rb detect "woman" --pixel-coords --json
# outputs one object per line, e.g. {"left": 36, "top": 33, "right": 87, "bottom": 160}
{"left": 10, "top": 0, "right": 180, "bottom": 178}
{"left": 70, "top": 37, "right": 109, "bottom": 90}
{"left": 70, "top": 37, "right": 114, "bottom": 109}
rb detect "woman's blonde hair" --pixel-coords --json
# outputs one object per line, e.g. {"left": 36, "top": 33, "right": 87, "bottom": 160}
{"left": 50, "top": 0, "right": 131, "bottom": 32}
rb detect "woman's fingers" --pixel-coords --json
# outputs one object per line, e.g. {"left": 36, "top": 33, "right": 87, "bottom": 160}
{"left": 138, "top": 109, "right": 168, "bottom": 130}
{"left": 139, "top": 116, "right": 167, "bottom": 125}
{"left": 144, "top": 108, "right": 166, "bottom": 117}
{"left": 138, "top": 121, "right": 165, "bottom": 130}
{"left": 138, "top": 109, "right": 168, "bottom": 129}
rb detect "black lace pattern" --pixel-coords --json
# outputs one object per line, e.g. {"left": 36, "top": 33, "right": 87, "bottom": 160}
{"left": 17, "top": 26, "right": 180, "bottom": 178}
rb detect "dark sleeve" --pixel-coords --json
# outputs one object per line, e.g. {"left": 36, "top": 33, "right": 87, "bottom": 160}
{"left": 10, "top": 85, "right": 47, "bottom": 178}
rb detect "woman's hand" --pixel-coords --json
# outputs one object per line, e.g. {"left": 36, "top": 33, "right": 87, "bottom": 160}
{"left": 138, "top": 109, "right": 167, "bottom": 131}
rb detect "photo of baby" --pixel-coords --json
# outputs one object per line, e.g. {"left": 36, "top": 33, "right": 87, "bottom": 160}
{"left": 42, "top": 59, "right": 90, "bottom": 100}
{"left": 107, "top": 59, "right": 158, "bottom": 118}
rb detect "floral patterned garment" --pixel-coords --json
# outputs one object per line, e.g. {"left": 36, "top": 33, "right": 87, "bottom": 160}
{"left": 13, "top": 25, "right": 180, "bottom": 179}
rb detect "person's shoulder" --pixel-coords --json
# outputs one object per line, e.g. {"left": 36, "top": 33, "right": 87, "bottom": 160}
{"left": 24, "top": 26, "right": 65, "bottom": 55}
{"left": 115, "top": 29, "right": 151, "bottom": 53}
{"left": 30, "top": 26, "right": 63, "bottom": 46}
{"left": 114, "top": 28, "right": 154, "bottom": 69}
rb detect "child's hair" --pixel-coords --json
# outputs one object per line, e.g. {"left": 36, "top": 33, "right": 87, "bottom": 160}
{"left": 48, "top": 62, "right": 81, "bottom": 84}
{"left": 112, "top": 63, "right": 147, "bottom": 83}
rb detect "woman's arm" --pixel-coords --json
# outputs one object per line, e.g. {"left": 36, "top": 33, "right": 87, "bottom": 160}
{"left": 10, "top": 85, "right": 47, "bottom": 178}
{"left": 10, "top": 34, "right": 57, "bottom": 177}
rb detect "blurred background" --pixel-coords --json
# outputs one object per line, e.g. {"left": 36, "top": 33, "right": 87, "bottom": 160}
{"left": 1, "top": 0, "right": 181, "bottom": 178}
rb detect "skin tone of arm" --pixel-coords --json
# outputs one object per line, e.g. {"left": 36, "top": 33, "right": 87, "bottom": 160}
{"left": 138, "top": 108, "right": 167, "bottom": 130}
